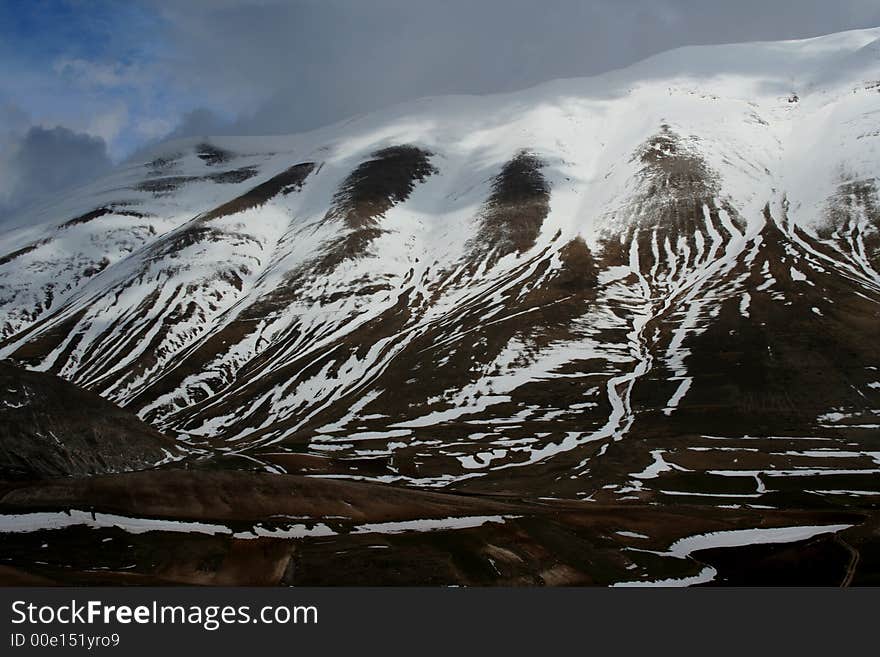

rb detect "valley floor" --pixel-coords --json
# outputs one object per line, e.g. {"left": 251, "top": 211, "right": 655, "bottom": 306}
{"left": 1, "top": 467, "right": 878, "bottom": 586}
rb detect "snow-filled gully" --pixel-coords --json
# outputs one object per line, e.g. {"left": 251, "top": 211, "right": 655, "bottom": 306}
{"left": 613, "top": 523, "right": 853, "bottom": 587}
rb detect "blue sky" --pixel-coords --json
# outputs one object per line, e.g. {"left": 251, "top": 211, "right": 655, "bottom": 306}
{"left": 2, "top": 0, "right": 880, "bottom": 225}
{"left": 1, "top": 0, "right": 182, "bottom": 156}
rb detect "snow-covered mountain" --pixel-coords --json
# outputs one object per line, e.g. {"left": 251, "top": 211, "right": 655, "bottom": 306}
{"left": 1, "top": 27, "right": 879, "bottom": 511}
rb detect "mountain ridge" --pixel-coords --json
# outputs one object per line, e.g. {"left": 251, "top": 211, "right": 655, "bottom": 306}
{"left": 1, "top": 26, "right": 879, "bottom": 586}
{"left": 0, "top": 26, "right": 877, "bottom": 500}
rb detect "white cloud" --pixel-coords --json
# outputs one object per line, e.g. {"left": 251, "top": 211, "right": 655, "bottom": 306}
{"left": 87, "top": 103, "right": 130, "bottom": 146}
{"left": 134, "top": 116, "right": 175, "bottom": 140}
{"left": 53, "top": 57, "right": 142, "bottom": 89}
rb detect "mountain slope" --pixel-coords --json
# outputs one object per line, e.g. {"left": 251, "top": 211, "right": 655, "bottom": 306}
{"left": 0, "top": 27, "right": 878, "bottom": 509}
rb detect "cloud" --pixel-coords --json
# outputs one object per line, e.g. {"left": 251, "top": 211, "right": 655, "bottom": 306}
{"left": 134, "top": 116, "right": 175, "bottom": 141}
{"left": 0, "top": 102, "right": 30, "bottom": 143}
{"left": 3, "top": 0, "right": 880, "bottom": 215}
{"left": 87, "top": 103, "right": 130, "bottom": 145}
{"left": 165, "top": 108, "right": 233, "bottom": 140}
{"left": 9, "top": 1, "right": 880, "bottom": 161}
{"left": 0, "top": 126, "right": 113, "bottom": 228}
{"left": 124, "top": 107, "right": 233, "bottom": 164}
{"left": 151, "top": 0, "right": 880, "bottom": 138}
{"left": 53, "top": 57, "right": 143, "bottom": 89}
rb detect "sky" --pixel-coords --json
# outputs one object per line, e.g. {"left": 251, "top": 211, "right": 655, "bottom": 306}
{"left": 2, "top": 0, "right": 880, "bottom": 225}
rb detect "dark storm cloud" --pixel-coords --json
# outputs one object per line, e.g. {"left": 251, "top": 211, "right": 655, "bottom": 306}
{"left": 0, "top": 126, "right": 113, "bottom": 227}
{"left": 154, "top": 0, "right": 880, "bottom": 137}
